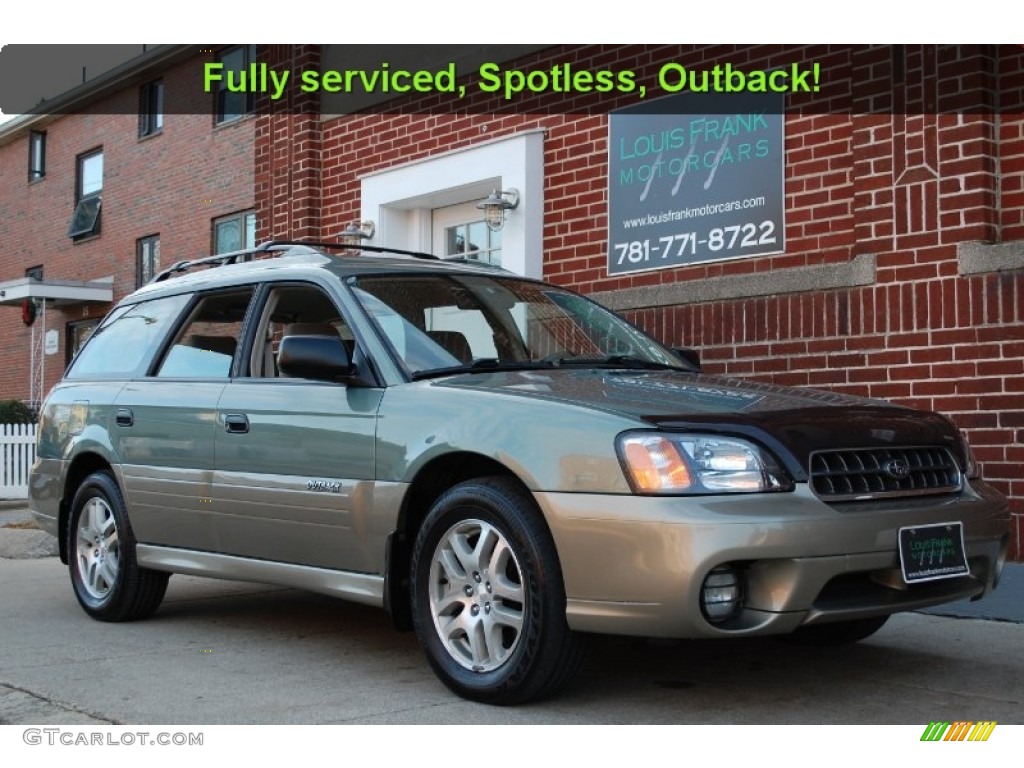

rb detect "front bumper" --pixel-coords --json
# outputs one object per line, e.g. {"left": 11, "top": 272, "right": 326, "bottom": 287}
{"left": 535, "top": 481, "right": 1009, "bottom": 638}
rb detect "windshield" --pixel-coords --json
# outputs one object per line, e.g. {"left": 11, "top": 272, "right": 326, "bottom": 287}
{"left": 348, "top": 273, "right": 685, "bottom": 378}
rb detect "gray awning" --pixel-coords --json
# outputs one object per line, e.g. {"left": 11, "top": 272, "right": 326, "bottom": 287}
{"left": 0, "top": 276, "right": 113, "bottom": 307}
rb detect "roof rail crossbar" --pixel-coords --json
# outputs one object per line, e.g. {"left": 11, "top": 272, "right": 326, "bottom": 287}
{"left": 147, "top": 239, "right": 441, "bottom": 285}
{"left": 257, "top": 240, "right": 440, "bottom": 261}
{"left": 148, "top": 242, "right": 315, "bottom": 284}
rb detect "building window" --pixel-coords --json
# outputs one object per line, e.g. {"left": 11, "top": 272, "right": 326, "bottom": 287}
{"left": 28, "top": 131, "right": 46, "bottom": 181}
{"left": 215, "top": 45, "right": 256, "bottom": 124}
{"left": 213, "top": 210, "right": 256, "bottom": 254}
{"left": 434, "top": 204, "right": 502, "bottom": 266}
{"left": 66, "top": 319, "right": 100, "bottom": 367}
{"left": 139, "top": 79, "right": 164, "bottom": 137}
{"left": 68, "top": 148, "right": 103, "bottom": 239}
{"left": 137, "top": 235, "right": 161, "bottom": 286}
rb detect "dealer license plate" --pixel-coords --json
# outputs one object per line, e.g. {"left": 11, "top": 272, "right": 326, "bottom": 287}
{"left": 898, "top": 522, "right": 969, "bottom": 583}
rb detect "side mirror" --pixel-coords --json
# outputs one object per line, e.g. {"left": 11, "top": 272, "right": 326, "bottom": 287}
{"left": 672, "top": 346, "right": 701, "bottom": 372}
{"left": 278, "top": 335, "right": 353, "bottom": 381}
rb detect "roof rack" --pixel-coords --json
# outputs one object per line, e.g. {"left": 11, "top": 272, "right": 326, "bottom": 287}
{"left": 149, "top": 241, "right": 313, "bottom": 283}
{"left": 148, "top": 239, "right": 440, "bottom": 284}
{"left": 261, "top": 240, "right": 440, "bottom": 261}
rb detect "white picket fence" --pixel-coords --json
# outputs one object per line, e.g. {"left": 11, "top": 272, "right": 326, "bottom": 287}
{"left": 1, "top": 424, "right": 37, "bottom": 498}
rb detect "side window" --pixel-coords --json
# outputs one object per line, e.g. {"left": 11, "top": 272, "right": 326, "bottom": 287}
{"left": 248, "top": 284, "right": 352, "bottom": 378}
{"left": 66, "top": 293, "right": 191, "bottom": 379}
{"left": 157, "top": 289, "right": 255, "bottom": 378}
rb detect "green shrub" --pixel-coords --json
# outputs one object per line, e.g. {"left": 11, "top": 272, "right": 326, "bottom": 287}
{"left": 0, "top": 399, "right": 38, "bottom": 424}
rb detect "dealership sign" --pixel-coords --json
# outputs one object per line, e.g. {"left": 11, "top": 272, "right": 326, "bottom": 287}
{"left": 608, "top": 92, "right": 785, "bottom": 275}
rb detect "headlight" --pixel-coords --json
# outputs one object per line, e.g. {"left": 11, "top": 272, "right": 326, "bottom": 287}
{"left": 616, "top": 432, "right": 793, "bottom": 494}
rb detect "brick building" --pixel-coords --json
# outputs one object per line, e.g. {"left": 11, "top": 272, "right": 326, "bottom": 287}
{"left": 0, "top": 45, "right": 255, "bottom": 406}
{"left": 0, "top": 44, "right": 1020, "bottom": 556}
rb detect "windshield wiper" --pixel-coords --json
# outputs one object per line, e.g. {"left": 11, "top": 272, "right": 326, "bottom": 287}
{"left": 549, "top": 355, "right": 690, "bottom": 371}
{"left": 410, "top": 358, "right": 555, "bottom": 381}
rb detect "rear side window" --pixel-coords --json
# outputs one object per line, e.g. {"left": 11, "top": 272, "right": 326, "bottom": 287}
{"left": 66, "top": 293, "right": 191, "bottom": 379}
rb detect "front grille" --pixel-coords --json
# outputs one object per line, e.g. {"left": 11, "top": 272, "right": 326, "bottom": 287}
{"left": 809, "top": 446, "right": 962, "bottom": 501}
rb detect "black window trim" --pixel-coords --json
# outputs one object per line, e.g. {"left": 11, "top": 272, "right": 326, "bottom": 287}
{"left": 236, "top": 279, "right": 383, "bottom": 387}
{"left": 68, "top": 147, "right": 104, "bottom": 240}
{"left": 65, "top": 317, "right": 101, "bottom": 369}
{"left": 28, "top": 130, "right": 46, "bottom": 181}
{"left": 75, "top": 146, "right": 103, "bottom": 203}
{"left": 138, "top": 79, "right": 164, "bottom": 138}
{"left": 64, "top": 292, "right": 194, "bottom": 381}
{"left": 212, "top": 209, "right": 256, "bottom": 255}
{"left": 147, "top": 285, "right": 260, "bottom": 380}
{"left": 214, "top": 45, "right": 256, "bottom": 125}
{"left": 136, "top": 234, "right": 161, "bottom": 288}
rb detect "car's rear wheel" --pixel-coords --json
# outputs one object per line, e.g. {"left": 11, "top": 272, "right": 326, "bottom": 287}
{"left": 68, "top": 471, "right": 168, "bottom": 622}
{"left": 783, "top": 615, "right": 890, "bottom": 647}
{"left": 410, "top": 477, "right": 584, "bottom": 705}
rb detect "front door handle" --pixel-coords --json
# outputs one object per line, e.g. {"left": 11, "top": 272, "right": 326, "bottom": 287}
{"left": 224, "top": 414, "right": 250, "bottom": 434}
{"left": 115, "top": 408, "right": 133, "bottom": 427}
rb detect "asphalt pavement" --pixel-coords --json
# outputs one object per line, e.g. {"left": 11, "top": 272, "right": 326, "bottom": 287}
{"left": 1, "top": 496, "right": 1023, "bottom": 726}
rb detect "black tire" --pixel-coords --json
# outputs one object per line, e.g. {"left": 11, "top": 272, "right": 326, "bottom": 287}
{"left": 783, "top": 615, "right": 890, "bottom": 647}
{"left": 67, "top": 471, "right": 169, "bottom": 622}
{"left": 410, "top": 476, "right": 584, "bottom": 705}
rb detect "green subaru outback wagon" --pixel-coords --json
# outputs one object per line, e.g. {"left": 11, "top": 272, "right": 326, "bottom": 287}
{"left": 30, "top": 241, "right": 1010, "bottom": 704}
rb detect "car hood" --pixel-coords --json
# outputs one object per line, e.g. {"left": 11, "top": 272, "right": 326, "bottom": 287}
{"left": 432, "top": 369, "right": 963, "bottom": 479}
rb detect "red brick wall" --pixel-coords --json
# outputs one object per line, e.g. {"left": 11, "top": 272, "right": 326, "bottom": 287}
{"left": 1001, "top": 47, "right": 1024, "bottom": 241}
{"left": 256, "top": 45, "right": 322, "bottom": 241}
{"left": 275, "top": 44, "right": 1021, "bottom": 557}
{"left": 0, "top": 53, "right": 254, "bottom": 401}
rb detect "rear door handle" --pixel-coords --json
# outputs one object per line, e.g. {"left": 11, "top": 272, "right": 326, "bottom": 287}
{"left": 224, "top": 414, "right": 250, "bottom": 434}
{"left": 116, "top": 408, "right": 133, "bottom": 427}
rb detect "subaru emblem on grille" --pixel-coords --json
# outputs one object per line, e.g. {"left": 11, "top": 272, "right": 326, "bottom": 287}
{"left": 884, "top": 458, "right": 911, "bottom": 479}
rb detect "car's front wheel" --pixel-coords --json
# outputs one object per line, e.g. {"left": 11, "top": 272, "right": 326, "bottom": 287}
{"left": 410, "top": 477, "right": 584, "bottom": 705}
{"left": 68, "top": 471, "right": 169, "bottom": 622}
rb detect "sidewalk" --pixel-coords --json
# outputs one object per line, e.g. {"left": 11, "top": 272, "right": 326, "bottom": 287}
{"left": 0, "top": 500, "right": 58, "bottom": 558}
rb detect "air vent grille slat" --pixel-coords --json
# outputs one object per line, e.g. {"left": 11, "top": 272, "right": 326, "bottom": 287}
{"left": 809, "top": 447, "right": 962, "bottom": 501}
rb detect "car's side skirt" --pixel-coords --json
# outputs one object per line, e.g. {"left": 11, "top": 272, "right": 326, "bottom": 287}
{"left": 135, "top": 544, "right": 385, "bottom": 608}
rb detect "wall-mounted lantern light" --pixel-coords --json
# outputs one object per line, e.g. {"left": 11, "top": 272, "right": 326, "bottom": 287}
{"left": 476, "top": 188, "right": 519, "bottom": 232}
{"left": 338, "top": 220, "right": 375, "bottom": 246}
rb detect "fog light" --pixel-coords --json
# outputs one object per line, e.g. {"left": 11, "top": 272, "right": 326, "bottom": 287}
{"left": 701, "top": 565, "right": 742, "bottom": 623}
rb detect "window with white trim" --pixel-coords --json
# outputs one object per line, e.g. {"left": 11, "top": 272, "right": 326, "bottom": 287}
{"left": 432, "top": 202, "right": 502, "bottom": 266}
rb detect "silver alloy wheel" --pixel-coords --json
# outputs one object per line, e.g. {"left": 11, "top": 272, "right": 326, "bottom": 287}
{"left": 428, "top": 518, "right": 526, "bottom": 672}
{"left": 75, "top": 496, "right": 121, "bottom": 601}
